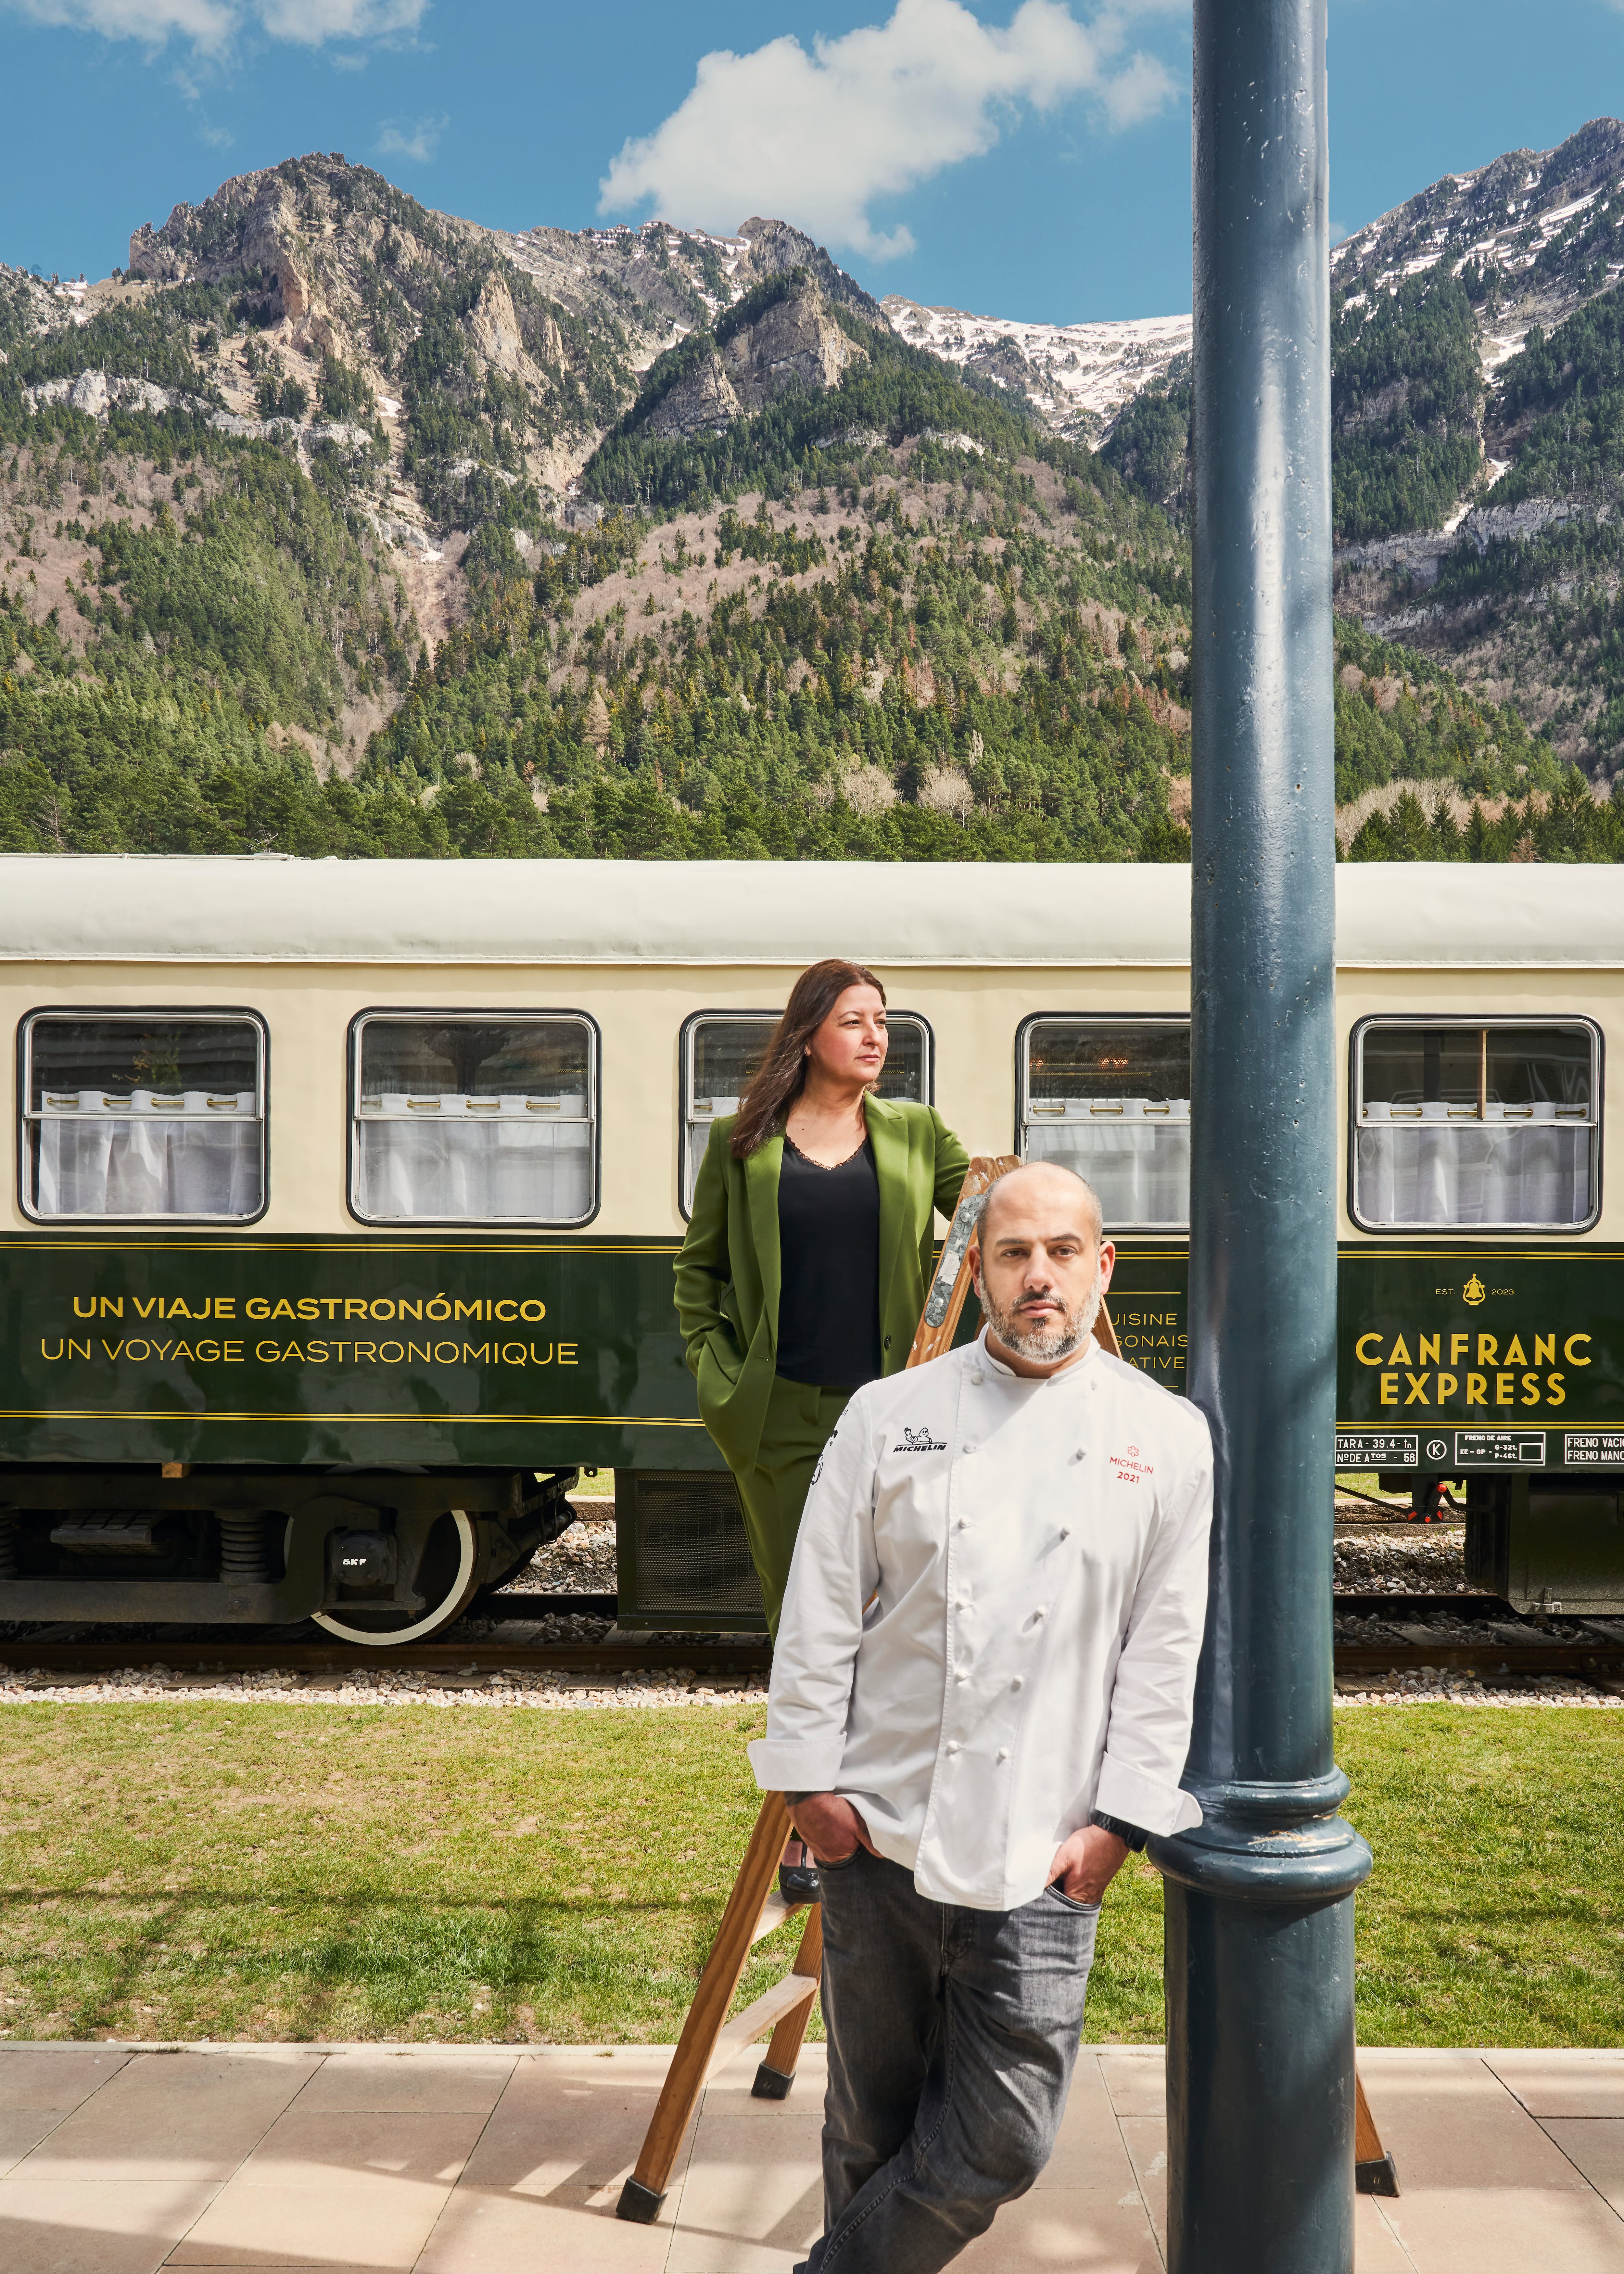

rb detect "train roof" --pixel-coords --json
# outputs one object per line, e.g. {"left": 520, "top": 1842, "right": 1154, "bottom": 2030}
{"left": 0, "top": 857, "right": 1618, "bottom": 969}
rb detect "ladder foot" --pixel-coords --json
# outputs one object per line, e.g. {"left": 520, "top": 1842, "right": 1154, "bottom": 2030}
{"left": 1356, "top": 2153, "right": 1400, "bottom": 2198}
{"left": 752, "top": 2061, "right": 797, "bottom": 2100}
{"left": 616, "top": 2177, "right": 667, "bottom": 2222}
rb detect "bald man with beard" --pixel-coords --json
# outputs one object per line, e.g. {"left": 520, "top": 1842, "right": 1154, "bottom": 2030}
{"left": 749, "top": 1160, "right": 1213, "bottom": 2274}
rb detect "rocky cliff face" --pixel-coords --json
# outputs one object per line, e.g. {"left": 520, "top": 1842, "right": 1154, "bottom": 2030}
{"left": 641, "top": 275, "right": 868, "bottom": 441}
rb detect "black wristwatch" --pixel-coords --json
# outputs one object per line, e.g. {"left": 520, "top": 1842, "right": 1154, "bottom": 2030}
{"left": 1091, "top": 1809, "right": 1149, "bottom": 1853}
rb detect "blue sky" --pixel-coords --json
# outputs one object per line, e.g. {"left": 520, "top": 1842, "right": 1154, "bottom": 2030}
{"left": 3, "top": 0, "right": 1623, "bottom": 324}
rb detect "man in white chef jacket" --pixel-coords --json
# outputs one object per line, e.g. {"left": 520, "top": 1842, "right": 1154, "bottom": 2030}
{"left": 750, "top": 1159, "right": 1213, "bottom": 2274}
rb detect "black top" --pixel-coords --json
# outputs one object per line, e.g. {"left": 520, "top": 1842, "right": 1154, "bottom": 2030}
{"left": 775, "top": 1134, "right": 884, "bottom": 1389}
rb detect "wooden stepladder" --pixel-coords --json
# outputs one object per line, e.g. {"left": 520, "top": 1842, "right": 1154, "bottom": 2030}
{"left": 615, "top": 1154, "right": 1393, "bottom": 2221}
{"left": 619, "top": 1157, "right": 1035, "bottom": 2223}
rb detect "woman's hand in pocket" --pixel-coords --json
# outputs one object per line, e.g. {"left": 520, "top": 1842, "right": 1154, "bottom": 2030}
{"left": 791, "top": 1793, "right": 876, "bottom": 1867}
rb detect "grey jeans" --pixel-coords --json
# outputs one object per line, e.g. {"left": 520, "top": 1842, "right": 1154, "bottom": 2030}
{"left": 798, "top": 1846, "right": 1100, "bottom": 2274}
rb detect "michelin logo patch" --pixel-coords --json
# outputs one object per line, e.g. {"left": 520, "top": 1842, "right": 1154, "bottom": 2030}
{"left": 896, "top": 1425, "right": 948, "bottom": 1453}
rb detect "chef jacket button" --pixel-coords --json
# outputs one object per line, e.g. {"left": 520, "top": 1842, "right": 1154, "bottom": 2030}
{"left": 1059, "top": 1526, "right": 1072, "bottom": 1540}
{"left": 946, "top": 1740, "right": 961, "bottom": 1756}
{"left": 954, "top": 1671, "right": 967, "bottom": 1684}
{"left": 970, "top": 1371, "right": 984, "bottom": 1386}
{"left": 1011, "top": 1676, "right": 1023, "bottom": 1691}
{"left": 997, "top": 1748, "right": 1010, "bottom": 1763}
{"left": 956, "top": 1517, "right": 967, "bottom": 1530}
{"left": 1034, "top": 1608, "right": 1046, "bottom": 1621}
{"left": 962, "top": 1443, "right": 976, "bottom": 1455}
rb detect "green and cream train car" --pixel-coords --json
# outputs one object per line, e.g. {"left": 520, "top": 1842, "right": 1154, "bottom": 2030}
{"left": 0, "top": 856, "right": 1619, "bottom": 1642}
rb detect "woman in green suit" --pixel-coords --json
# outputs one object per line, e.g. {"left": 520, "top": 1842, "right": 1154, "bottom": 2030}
{"left": 675, "top": 958, "right": 969, "bottom": 1897}
{"left": 675, "top": 956, "right": 970, "bottom": 1630}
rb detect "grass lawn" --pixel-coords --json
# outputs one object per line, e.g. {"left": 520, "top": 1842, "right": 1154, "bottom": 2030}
{"left": 0, "top": 1704, "right": 1616, "bottom": 2046}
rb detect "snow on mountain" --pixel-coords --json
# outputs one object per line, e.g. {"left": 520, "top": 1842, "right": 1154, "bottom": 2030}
{"left": 881, "top": 297, "right": 1190, "bottom": 439}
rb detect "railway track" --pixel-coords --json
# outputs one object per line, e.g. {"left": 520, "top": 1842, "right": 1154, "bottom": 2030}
{"left": 0, "top": 1593, "right": 1620, "bottom": 1685}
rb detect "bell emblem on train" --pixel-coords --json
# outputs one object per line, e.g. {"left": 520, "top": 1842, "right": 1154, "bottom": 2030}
{"left": 1463, "top": 1273, "right": 1487, "bottom": 1307}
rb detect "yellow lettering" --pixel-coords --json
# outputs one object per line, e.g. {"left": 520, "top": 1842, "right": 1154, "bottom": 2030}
{"left": 354, "top": 1341, "right": 377, "bottom": 1362}
{"left": 1495, "top": 1372, "right": 1515, "bottom": 1405}
{"left": 379, "top": 1341, "right": 404, "bottom": 1363}
{"left": 1466, "top": 1373, "right": 1487, "bottom": 1405}
{"left": 1436, "top": 1372, "right": 1458, "bottom": 1401}
{"left": 215, "top": 1297, "right": 235, "bottom": 1321}
{"left": 1355, "top": 1333, "right": 1385, "bottom": 1366}
{"left": 170, "top": 1341, "right": 194, "bottom": 1361}
{"left": 1477, "top": 1335, "right": 1499, "bottom": 1366}
{"left": 297, "top": 1298, "right": 319, "bottom": 1321}
{"left": 461, "top": 1342, "right": 490, "bottom": 1363}
{"left": 1451, "top": 1333, "right": 1469, "bottom": 1364}
{"left": 346, "top": 1299, "right": 369, "bottom": 1321}
{"left": 408, "top": 1343, "right": 431, "bottom": 1363}
{"left": 1522, "top": 1373, "right": 1541, "bottom": 1404}
{"left": 150, "top": 1341, "right": 172, "bottom": 1361}
{"left": 1405, "top": 1373, "right": 1431, "bottom": 1404}
{"left": 1504, "top": 1335, "right": 1527, "bottom": 1365}
{"left": 1420, "top": 1333, "right": 1440, "bottom": 1365}
{"left": 1535, "top": 1334, "right": 1555, "bottom": 1365}
{"left": 223, "top": 1340, "right": 242, "bottom": 1362}
{"left": 558, "top": 1341, "right": 579, "bottom": 1366}
{"left": 196, "top": 1340, "right": 219, "bottom": 1362}
{"left": 101, "top": 1340, "right": 124, "bottom": 1361}
{"left": 520, "top": 1299, "right": 547, "bottom": 1322}
{"left": 433, "top": 1341, "right": 459, "bottom": 1362}
{"left": 133, "top": 1296, "right": 160, "bottom": 1319}
{"left": 73, "top": 1297, "right": 96, "bottom": 1318}
{"left": 40, "top": 1339, "right": 64, "bottom": 1361}
{"left": 494, "top": 1299, "right": 518, "bottom": 1322}
{"left": 247, "top": 1299, "right": 270, "bottom": 1320}
{"left": 125, "top": 1339, "right": 150, "bottom": 1361}
{"left": 283, "top": 1342, "right": 305, "bottom": 1364}
{"left": 255, "top": 1341, "right": 279, "bottom": 1361}
{"left": 1565, "top": 1334, "right": 1592, "bottom": 1366}
{"left": 167, "top": 1297, "right": 193, "bottom": 1320}
{"left": 370, "top": 1299, "right": 396, "bottom": 1321}
{"left": 398, "top": 1299, "right": 422, "bottom": 1321}
{"left": 455, "top": 1300, "right": 483, "bottom": 1322}
{"left": 1389, "top": 1334, "right": 1411, "bottom": 1366}
{"left": 100, "top": 1296, "right": 124, "bottom": 1319}
{"left": 1548, "top": 1372, "right": 1566, "bottom": 1407}
{"left": 307, "top": 1341, "right": 329, "bottom": 1363}
{"left": 271, "top": 1299, "right": 296, "bottom": 1321}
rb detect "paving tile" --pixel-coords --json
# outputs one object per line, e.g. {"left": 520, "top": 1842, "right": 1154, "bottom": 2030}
{"left": 17, "top": 2052, "right": 320, "bottom": 2187}
{"left": 1381, "top": 2186, "right": 1624, "bottom": 2273}
{"left": 1096, "top": 2049, "right": 1166, "bottom": 2119}
{"left": 289, "top": 2053, "right": 515, "bottom": 2117}
{"left": 666, "top": 2108, "right": 825, "bottom": 2274}
{"left": 0, "top": 2112, "right": 69, "bottom": 2179}
{"left": 455, "top": 2050, "right": 677, "bottom": 2196}
{"left": 1486, "top": 2055, "right": 1624, "bottom": 2120}
{"left": 695, "top": 2047, "right": 828, "bottom": 2121}
{"left": 1353, "top": 2194, "right": 1417, "bottom": 2273}
{"left": 168, "top": 2176, "right": 453, "bottom": 2267}
{"left": 0, "top": 2176, "right": 215, "bottom": 2274}
{"left": 1114, "top": 2114, "right": 1167, "bottom": 2255}
{"left": 0, "top": 2048, "right": 133, "bottom": 2113}
{"left": 1357, "top": 2053, "right": 1590, "bottom": 2194}
{"left": 234, "top": 2111, "right": 485, "bottom": 2190}
{"left": 1035, "top": 2055, "right": 1140, "bottom": 2195}
{"left": 415, "top": 2184, "right": 677, "bottom": 2273}
{"left": 955, "top": 2186, "right": 1165, "bottom": 2272}
{"left": 1541, "top": 2120, "right": 1624, "bottom": 2216}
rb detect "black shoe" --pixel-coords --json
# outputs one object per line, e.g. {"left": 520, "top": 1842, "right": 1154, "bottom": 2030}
{"left": 778, "top": 1841, "right": 822, "bottom": 1904}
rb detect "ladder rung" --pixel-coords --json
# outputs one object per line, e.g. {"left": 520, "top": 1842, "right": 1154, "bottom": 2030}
{"left": 750, "top": 1890, "right": 805, "bottom": 1946}
{"left": 703, "top": 1973, "right": 819, "bottom": 2088}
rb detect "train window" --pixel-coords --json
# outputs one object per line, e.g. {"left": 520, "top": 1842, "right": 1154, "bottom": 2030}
{"left": 679, "top": 1009, "right": 933, "bottom": 1216}
{"left": 350, "top": 1013, "right": 597, "bottom": 1225}
{"left": 1352, "top": 1019, "right": 1600, "bottom": 1231}
{"left": 20, "top": 1011, "right": 266, "bottom": 1222}
{"left": 1018, "top": 1016, "right": 1190, "bottom": 1229}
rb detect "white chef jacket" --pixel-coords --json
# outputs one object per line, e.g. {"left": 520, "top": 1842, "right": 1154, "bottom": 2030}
{"left": 749, "top": 1328, "right": 1214, "bottom": 1910}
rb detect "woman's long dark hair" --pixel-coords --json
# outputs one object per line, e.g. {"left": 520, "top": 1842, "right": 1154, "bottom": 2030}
{"left": 730, "top": 959, "right": 887, "bottom": 1157}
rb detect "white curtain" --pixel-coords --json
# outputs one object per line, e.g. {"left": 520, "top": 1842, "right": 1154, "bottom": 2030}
{"left": 35, "top": 1091, "right": 261, "bottom": 1218}
{"left": 1356, "top": 1101, "right": 1592, "bottom": 1226}
{"left": 356, "top": 1094, "right": 592, "bottom": 1222}
{"left": 1025, "top": 1099, "right": 1190, "bottom": 1226}
{"left": 685, "top": 1097, "right": 740, "bottom": 1213}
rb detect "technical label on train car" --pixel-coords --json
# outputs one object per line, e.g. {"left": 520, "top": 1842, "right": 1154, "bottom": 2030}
{"left": 1335, "top": 1433, "right": 1418, "bottom": 1468}
{"left": 1453, "top": 1429, "right": 1548, "bottom": 1467}
{"left": 1564, "top": 1432, "right": 1624, "bottom": 1466}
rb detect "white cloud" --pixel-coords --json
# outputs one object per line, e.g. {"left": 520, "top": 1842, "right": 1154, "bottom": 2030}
{"left": 376, "top": 110, "right": 446, "bottom": 164}
{"left": 5, "top": 0, "right": 425, "bottom": 52}
{"left": 599, "top": 0, "right": 1178, "bottom": 259}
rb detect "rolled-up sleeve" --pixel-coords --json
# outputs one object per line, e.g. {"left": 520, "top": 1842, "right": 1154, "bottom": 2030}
{"left": 747, "top": 1394, "right": 880, "bottom": 1795}
{"left": 1092, "top": 1424, "right": 1214, "bottom": 1836}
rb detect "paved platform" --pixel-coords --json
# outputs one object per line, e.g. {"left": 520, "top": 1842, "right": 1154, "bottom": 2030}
{"left": 0, "top": 2038, "right": 1619, "bottom": 2272}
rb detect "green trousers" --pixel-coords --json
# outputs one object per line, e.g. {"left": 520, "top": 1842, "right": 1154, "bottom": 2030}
{"left": 735, "top": 1375, "right": 852, "bottom": 1639}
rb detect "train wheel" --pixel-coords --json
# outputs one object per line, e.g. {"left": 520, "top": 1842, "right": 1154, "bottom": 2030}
{"left": 313, "top": 1510, "right": 480, "bottom": 1646}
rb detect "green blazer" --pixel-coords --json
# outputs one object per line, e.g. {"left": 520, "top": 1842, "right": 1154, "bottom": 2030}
{"left": 674, "top": 1095, "right": 971, "bottom": 1474}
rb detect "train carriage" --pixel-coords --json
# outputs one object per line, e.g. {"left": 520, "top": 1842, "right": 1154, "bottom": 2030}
{"left": 0, "top": 855, "right": 1619, "bottom": 1643}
